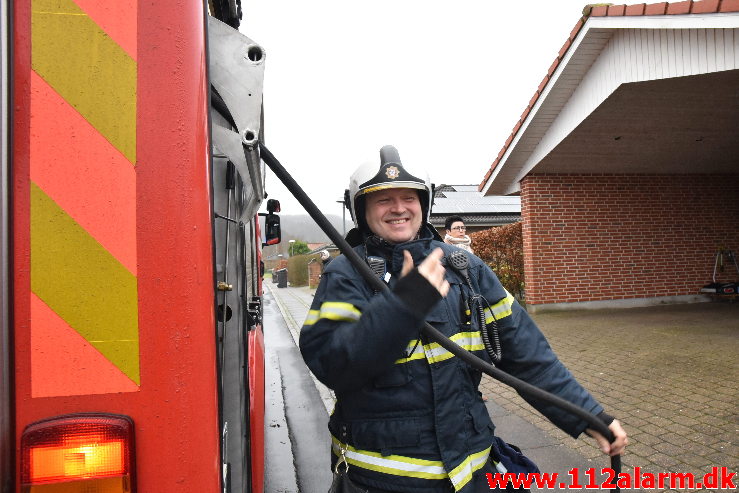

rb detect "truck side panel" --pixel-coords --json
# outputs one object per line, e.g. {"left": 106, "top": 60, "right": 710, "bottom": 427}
{"left": 13, "top": 0, "right": 221, "bottom": 490}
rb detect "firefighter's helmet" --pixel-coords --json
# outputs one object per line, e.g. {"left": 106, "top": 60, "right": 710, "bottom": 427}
{"left": 345, "top": 145, "right": 432, "bottom": 232}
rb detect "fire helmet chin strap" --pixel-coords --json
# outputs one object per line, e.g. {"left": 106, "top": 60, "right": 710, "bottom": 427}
{"left": 258, "top": 142, "right": 621, "bottom": 489}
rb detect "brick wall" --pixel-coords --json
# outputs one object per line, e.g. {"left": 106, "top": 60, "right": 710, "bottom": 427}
{"left": 309, "top": 260, "right": 322, "bottom": 288}
{"left": 521, "top": 174, "right": 739, "bottom": 305}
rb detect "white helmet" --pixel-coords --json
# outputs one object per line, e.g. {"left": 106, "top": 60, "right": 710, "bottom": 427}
{"left": 345, "top": 145, "right": 433, "bottom": 231}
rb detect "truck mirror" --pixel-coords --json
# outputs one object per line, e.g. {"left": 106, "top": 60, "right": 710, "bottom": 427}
{"left": 264, "top": 213, "right": 281, "bottom": 246}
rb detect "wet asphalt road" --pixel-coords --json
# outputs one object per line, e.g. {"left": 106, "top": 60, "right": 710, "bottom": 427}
{"left": 263, "top": 290, "right": 332, "bottom": 493}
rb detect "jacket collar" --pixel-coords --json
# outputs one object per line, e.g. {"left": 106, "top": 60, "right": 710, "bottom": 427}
{"left": 358, "top": 225, "right": 441, "bottom": 273}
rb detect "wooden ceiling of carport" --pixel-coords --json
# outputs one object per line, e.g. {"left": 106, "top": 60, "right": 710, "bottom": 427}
{"left": 534, "top": 68, "right": 739, "bottom": 175}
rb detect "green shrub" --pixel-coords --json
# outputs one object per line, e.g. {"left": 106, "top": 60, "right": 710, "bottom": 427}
{"left": 289, "top": 240, "right": 311, "bottom": 256}
{"left": 287, "top": 253, "right": 319, "bottom": 287}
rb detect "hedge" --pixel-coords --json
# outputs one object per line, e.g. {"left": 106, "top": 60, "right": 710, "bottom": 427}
{"left": 469, "top": 222, "right": 525, "bottom": 301}
{"left": 287, "top": 253, "right": 320, "bottom": 287}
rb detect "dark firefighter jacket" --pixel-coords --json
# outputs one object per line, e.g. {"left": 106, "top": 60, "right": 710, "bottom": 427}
{"left": 299, "top": 234, "right": 603, "bottom": 492}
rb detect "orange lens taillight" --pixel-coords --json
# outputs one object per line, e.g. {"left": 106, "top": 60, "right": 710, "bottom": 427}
{"left": 21, "top": 413, "right": 135, "bottom": 492}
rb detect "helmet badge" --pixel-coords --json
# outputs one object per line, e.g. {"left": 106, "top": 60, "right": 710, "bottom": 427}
{"left": 385, "top": 166, "right": 400, "bottom": 180}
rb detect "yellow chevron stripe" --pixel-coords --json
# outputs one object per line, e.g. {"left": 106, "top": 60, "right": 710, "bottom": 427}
{"left": 31, "top": 183, "right": 140, "bottom": 384}
{"left": 31, "top": 0, "right": 137, "bottom": 163}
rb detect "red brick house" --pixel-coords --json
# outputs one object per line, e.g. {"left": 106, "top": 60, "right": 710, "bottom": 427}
{"left": 480, "top": 1, "right": 739, "bottom": 311}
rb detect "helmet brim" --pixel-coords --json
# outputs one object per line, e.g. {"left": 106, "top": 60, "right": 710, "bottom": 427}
{"left": 357, "top": 182, "right": 428, "bottom": 197}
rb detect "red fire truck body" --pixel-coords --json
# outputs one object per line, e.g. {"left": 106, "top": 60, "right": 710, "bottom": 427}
{"left": 2, "top": 1, "right": 271, "bottom": 491}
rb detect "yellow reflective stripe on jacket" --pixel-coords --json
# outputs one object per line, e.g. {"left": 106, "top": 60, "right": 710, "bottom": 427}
{"left": 394, "top": 339, "right": 425, "bottom": 363}
{"left": 424, "top": 332, "right": 484, "bottom": 364}
{"left": 331, "top": 436, "right": 447, "bottom": 480}
{"left": 331, "top": 436, "right": 490, "bottom": 490}
{"left": 465, "top": 291, "right": 515, "bottom": 323}
{"left": 303, "top": 302, "right": 361, "bottom": 326}
{"left": 483, "top": 291, "right": 515, "bottom": 323}
{"left": 394, "top": 332, "right": 484, "bottom": 364}
{"left": 448, "top": 446, "right": 492, "bottom": 491}
{"left": 303, "top": 309, "right": 320, "bottom": 326}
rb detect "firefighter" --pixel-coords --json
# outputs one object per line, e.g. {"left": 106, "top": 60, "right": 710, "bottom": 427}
{"left": 299, "top": 146, "right": 627, "bottom": 493}
{"left": 320, "top": 249, "right": 333, "bottom": 269}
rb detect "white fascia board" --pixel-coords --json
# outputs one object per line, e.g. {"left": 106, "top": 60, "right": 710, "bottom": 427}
{"left": 479, "top": 172, "right": 494, "bottom": 195}
{"left": 588, "top": 12, "right": 739, "bottom": 30}
{"left": 483, "top": 16, "right": 601, "bottom": 196}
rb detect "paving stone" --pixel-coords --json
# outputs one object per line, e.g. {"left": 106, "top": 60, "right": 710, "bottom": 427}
{"left": 671, "top": 416, "right": 700, "bottom": 427}
{"left": 697, "top": 414, "right": 732, "bottom": 427}
{"left": 627, "top": 442, "right": 657, "bottom": 458}
{"left": 691, "top": 425, "right": 724, "bottom": 439}
{"left": 660, "top": 433, "right": 688, "bottom": 448}
{"left": 644, "top": 414, "right": 676, "bottom": 428}
{"left": 682, "top": 441, "right": 722, "bottom": 457}
{"left": 649, "top": 453, "right": 682, "bottom": 468}
{"left": 688, "top": 433, "right": 725, "bottom": 447}
{"left": 640, "top": 423, "right": 672, "bottom": 436}
{"left": 719, "top": 432, "right": 738, "bottom": 446}
{"left": 633, "top": 432, "right": 662, "bottom": 446}
{"left": 626, "top": 416, "right": 651, "bottom": 428}
{"left": 678, "top": 454, "right": 712, "bottom": 470}
{"left": 710, "top": 456, "right": 735, "bottom": 469}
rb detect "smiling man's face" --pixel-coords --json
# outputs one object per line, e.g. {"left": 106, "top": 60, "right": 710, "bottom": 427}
{"left": 364, "top": 188, "right": 422, "bottom": 244}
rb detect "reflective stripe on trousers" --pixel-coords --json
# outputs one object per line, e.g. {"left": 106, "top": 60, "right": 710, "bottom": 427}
{"left": 331, "top": 435, "right": 492, "bottom": 491}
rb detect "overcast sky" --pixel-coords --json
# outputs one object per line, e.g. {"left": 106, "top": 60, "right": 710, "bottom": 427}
{"left": 243, "top": 0, "right": 663, "bottom": 220}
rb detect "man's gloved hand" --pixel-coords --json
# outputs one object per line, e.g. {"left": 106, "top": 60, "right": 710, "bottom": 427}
{"left": 401, "top": 248, "right": 450, "bottom": 297}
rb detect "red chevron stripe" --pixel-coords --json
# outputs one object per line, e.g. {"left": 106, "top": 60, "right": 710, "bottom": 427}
{"left": 73, "top": 0, "right": 137, "bottom": 60}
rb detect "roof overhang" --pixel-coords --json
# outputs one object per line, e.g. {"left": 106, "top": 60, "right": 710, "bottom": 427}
{"left": 480, "top": 12, "right": 739, "bottom": 196}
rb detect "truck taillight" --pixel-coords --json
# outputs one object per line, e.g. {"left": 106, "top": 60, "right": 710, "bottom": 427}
{"left": 21, "top": 413, "right": 136, "bottom": 492}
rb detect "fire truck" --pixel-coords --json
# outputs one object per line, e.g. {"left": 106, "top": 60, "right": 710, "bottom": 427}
{"left": 1, "top": 1, "right": 279, "bottom": 491}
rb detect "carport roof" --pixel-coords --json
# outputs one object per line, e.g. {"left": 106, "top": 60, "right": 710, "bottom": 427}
{"left": 479, "top": 0, "right": 739, "bottom": 196}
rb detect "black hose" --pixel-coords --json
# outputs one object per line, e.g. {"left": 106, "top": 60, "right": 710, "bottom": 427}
{"left": 259, "top": 142, "right": 621, "bottom": 484}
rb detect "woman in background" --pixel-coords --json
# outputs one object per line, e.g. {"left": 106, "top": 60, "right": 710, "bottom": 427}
{"left": 444, "top": 215, "right": 473, "bottom": 254}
